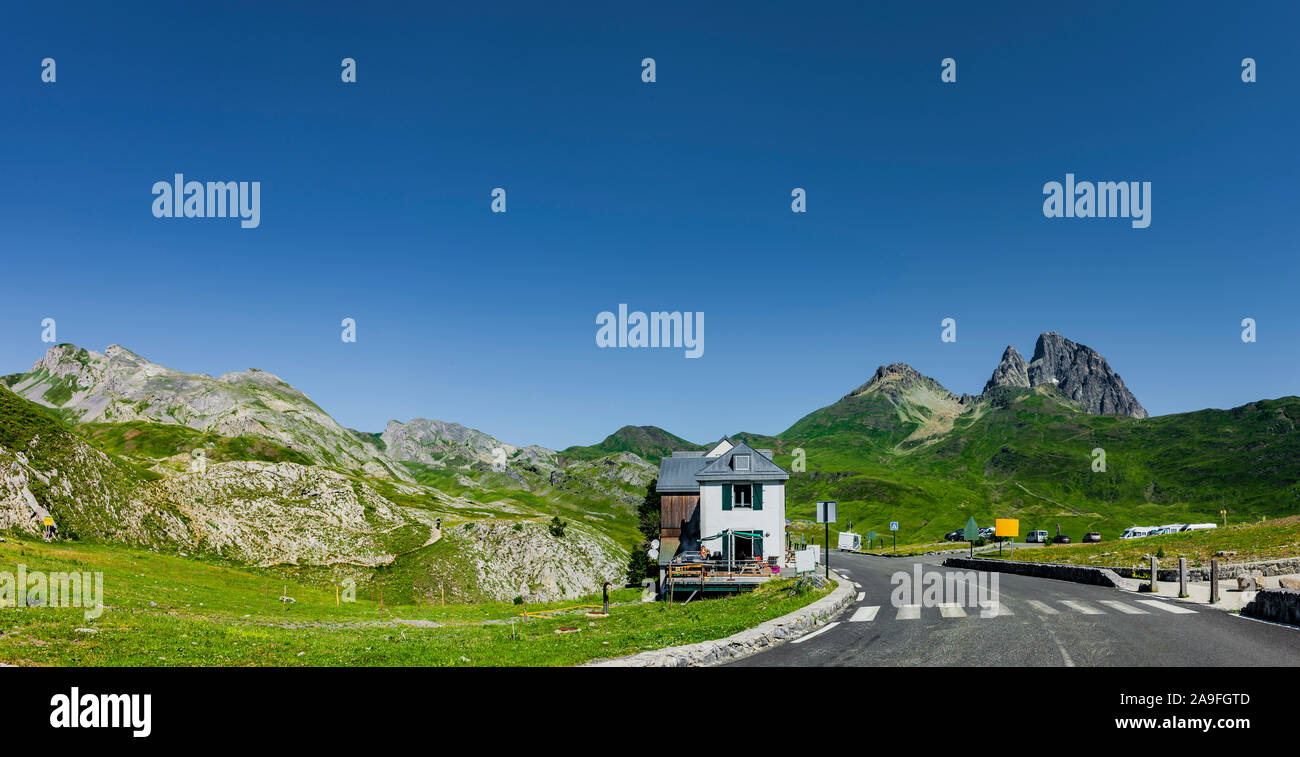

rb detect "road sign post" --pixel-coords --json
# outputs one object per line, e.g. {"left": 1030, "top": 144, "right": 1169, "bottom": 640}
{"left": 995, "top": 519, "right": 1019, "bottom": 560}
{"left": 963, "top": 516, "right": 979, "bottom": 558}
{"left": 816, "top": 501, "right": 836, "bottom": 579}
{"left": 889, "top": 521, "right": 898, "bottom": 553}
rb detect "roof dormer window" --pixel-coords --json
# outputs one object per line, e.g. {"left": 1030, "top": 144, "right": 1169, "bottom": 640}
{"left": 732, "top": 454, "right": 750, "bottom": 472}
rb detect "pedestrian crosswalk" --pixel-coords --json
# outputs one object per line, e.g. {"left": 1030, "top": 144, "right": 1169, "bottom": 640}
{"left": 844, "top": 597, "right": 1198, "bottom": 622}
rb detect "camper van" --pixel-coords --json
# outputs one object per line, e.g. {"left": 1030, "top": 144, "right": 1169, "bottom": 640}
{"left": 1119, "top": 526, "right": 1156, "bottom": 540}
{"left": 1180, "top": 523, "right": 1218, "bottom": 532}
{"left": 837, "top": 532, "right": 862, "bottom": 552}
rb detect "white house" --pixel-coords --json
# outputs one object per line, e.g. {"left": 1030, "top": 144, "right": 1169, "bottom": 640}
{"left": 655, "top": 438, "right": 789, "bottom": 572}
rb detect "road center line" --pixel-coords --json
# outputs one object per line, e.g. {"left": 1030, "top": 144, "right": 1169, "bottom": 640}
{"left": 791, "top": 621, "right": 841, "bottom": 645}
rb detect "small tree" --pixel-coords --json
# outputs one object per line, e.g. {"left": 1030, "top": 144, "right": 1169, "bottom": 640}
{"left": 548, "top": 516, "right": 567, "bottom": 539}
{"left": 626, "top": 545, "right": 654, "bottom": 584}
{"left": 636, "top": 478, "right": 661, "bottom": 541}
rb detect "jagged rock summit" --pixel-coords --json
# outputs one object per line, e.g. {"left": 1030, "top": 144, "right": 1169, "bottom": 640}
{"left": 1025, "top": 332, "right": 1147, "bottom": 418}
{"left": 983, "top": 345, "right": 1030, "bottom": 393}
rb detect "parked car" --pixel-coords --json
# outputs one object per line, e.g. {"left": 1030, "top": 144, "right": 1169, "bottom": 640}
{"left": 945, "top": 529, "right": 964, "bottom": 541}
{"left": 979, "top": 526, "right": 996, "bottom": 539}
{"left": 1083, "top": 532, "right": 1101, "bottom": 543}
{"left": 1026, "top": 530, "right": 1049, "bottom": 543}
{"left": 1052, "top": 534, "right": 1071, "bottom": 544}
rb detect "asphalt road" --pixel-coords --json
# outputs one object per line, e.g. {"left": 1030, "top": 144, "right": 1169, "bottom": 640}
{"left": 730, "top": 551, "right": 1300, "bottom": 667}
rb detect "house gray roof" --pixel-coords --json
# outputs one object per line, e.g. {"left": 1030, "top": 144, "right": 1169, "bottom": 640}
{"left": 656, "top": 455, "right": 713, "bottom": 492}
{"left": 695, "top": 442, "right": 790, "bottom": 482}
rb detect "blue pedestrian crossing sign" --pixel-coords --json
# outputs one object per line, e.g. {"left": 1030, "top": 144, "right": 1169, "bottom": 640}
{"left": 889, "top": 521, "right": 899, "bottom": 531}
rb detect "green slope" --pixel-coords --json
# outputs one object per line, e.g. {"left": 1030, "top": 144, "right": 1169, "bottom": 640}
{"left": 561, "top": 425, "right": 704, "bottom": 463}
{"left": 747, "top": 375, "right": 1300, "bottom": 546}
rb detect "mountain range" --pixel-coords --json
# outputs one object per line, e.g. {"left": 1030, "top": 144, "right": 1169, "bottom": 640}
{"left": 2, "top": 331, "right": 1296, "bottom": 597}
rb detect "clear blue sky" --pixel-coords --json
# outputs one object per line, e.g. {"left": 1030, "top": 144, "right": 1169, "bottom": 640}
{"left": 2, "top": 2, "right": 1297, "bottom": 449}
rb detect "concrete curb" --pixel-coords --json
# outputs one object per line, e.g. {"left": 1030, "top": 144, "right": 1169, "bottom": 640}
{"left": 582, "top": 571, "right": 856, "bottom": 667}
{"left": 942, "top": 556, "right": 1124, "bottom": 588}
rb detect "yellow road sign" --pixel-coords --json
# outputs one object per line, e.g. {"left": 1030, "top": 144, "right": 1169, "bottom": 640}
{"left": 43, "top": 516, "right": 54, "bottom": 527}
{"left": 995, "top": 518, "right": 1019, "bottom": 537}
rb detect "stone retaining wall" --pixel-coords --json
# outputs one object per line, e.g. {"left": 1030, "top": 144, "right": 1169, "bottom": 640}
{"left": 583, "top": 572, "right": 855, "bottom": 667}
{"left": 1242, "top": 588, "right": 1300, "bottom": 626}
{"left": 942, "top": 556, "right": 1124, "bottom": 587}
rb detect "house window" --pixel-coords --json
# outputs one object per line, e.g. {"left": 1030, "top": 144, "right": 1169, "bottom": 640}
{"left": 732, "top": 454, "right": 751, "bottom": 472}
{"left": 733, "top": 484, "right": 753, "bottom": 508}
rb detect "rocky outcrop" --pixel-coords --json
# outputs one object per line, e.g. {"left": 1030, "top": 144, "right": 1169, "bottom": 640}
{"left": 10, "top": 344, "right": 410, "bottom": 480}
{"left": 139, "top": 461, "right": 440, "bottom": 567}
{"left": 451, "top": 520, "right": 627, "bottom": 601}
{"left": 381, "top": 417, "right": 557, "bottom": 470}
{"left": 1024, "top": 333, "right": 1146, "bottom": 418}
{"left": 983, "top": 345, "right": 1030, "bottom": 393}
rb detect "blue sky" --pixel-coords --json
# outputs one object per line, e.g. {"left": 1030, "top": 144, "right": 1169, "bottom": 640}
{"left": 2, "top": 2, "right": 1297, "bottom": 449}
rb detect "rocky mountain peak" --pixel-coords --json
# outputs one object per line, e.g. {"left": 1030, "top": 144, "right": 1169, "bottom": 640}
{"left": 841, "top": 362, "right": 960, "bottom": 406}
{"left": 983, "top": 345, "right": 1030, "bottom": 393}
{"left": 1026, "top": 332, "right": 1146, "bottom": 418}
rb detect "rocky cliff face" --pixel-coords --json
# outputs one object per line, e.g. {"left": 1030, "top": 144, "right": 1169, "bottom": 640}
{"left": 9, "top": 344, "right": 409, "bottom": 480}
{"left": 1025, "top": 332, "right": 1147, "bottom": 418}
{"left": 380, "top": 417, "right": 556, "bottom": 470}
{"left": 983, "top": 346, "right": 1030, "bottom": 392}
{"left": 451, "top": 520, "right": 627, "bottom": 602}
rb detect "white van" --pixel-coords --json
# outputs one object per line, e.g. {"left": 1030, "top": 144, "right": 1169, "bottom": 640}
{"left": 1180, "top": 523, "right": 1218, "bottom": 532}
{"left": 837, "top": 532, "right": 862, "bottom": 551}
{"left": 1119, "top": 526, "right": 1155, "bottom": 540}
{"left": 1026, "top": 530, "right": 1049, "bottom": 543}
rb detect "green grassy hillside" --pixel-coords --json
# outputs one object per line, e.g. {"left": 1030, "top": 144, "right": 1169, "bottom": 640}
{"left": 0, "top": 535, "right": 829, "bottom": 667}
{"left": 754, "top": 383, "right": 1300, "bottom": 547}
{"left": 561, "top": 425, "right": 704, "bottom": 463}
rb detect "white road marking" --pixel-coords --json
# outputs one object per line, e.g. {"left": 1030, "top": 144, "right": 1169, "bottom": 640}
{"left": 1061, "top": 600, "right": 1104, "bottom": 615}
{"left": 849, "top": 606, "right": 880, "bottom": 622}
{"left": 856, "top": 592, "right": 865, "bottom": 602}
{"left": 791, "top": 621, "right": 840, "bottom": 644}
{"left": 938, "top": 603, "right": 968, "bottom": 618}
{"left": 979, "top": 601, "right": 1012, "bottom": 617}
{"left": 1136, "top": 599, "right": 1198, "bottom": 614}
{"left": 854, "top": 582, "right": 862, "bottom": 589}
{"left": 896, "top": 604, "right": 921, "bottom": 620}
{"left": 1099, "top": 600, "right": 1148, "bottom": 614}
{"left": 1026, "top": 600, "right": 1059, "bottom": 615}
